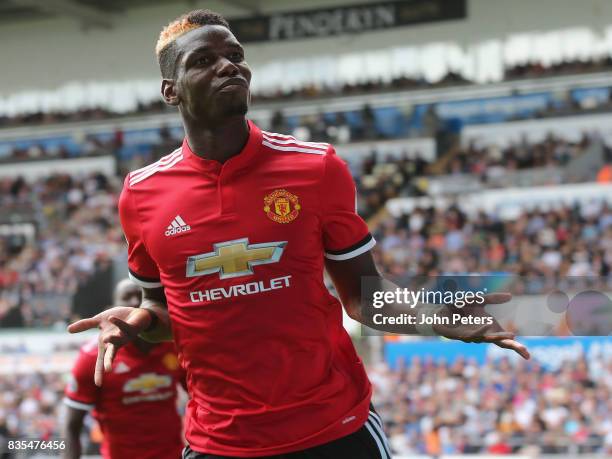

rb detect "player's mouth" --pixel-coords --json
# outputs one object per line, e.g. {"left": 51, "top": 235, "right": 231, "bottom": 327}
{"left": 217, "top": 78, "right": 249, "bottom": 92}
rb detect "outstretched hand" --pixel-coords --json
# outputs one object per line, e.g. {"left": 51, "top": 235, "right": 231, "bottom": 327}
{"left": 432, "top": 293, "right": 530, "bottom": 360}
{"left": 68, "top": 307, "right": 152, "bottom": 386}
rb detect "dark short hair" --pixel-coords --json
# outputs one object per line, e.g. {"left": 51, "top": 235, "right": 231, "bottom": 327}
{"left": 156, "top": 9, "right": 230, "bottom": 79}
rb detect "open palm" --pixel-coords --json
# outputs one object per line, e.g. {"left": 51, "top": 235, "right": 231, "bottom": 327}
{"left": 432, "top": 293, "right": 530, "bottom": 360}
{"left": 68, "top": 307, "right": 151, "bottom": 385}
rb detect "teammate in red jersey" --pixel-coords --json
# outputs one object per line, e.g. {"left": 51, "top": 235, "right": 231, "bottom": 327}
{"left": 63, "top": 279, "right": 185, "bottom": 459}
{"left": 68, "top": 10, "right": 529, "bottom": 458}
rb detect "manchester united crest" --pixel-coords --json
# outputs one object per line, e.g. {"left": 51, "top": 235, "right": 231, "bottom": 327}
{"left": 264, "top": 189, "right": 300, "bottom": 224}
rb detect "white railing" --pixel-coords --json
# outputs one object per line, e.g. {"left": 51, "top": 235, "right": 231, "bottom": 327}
{"left": 386, "top": 182, "right": 612, "bottom": 218}
{"left": 0, "top": 155, "right": 115, "bottom": 180}
{"left": 463, "top": 112, "right": 612, "bottom": 147}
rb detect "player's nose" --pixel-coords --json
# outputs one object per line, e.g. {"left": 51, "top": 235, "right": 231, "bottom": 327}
{"left": 216, "top": 57, "right": 239, "bottom": 78}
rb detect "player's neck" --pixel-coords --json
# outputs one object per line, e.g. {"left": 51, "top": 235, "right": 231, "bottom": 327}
{"left": 184, "top": 116, "right": 250, "bottom": 164}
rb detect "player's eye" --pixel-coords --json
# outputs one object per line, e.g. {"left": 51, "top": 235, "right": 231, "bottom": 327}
{"left": 229, "top": 52, "right": 244, "bottom": 62}
{"left": 195, "top": 56, "right": 213, "bottom": 66}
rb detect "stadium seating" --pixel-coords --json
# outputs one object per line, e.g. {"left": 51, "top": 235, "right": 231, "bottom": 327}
{"left": 369, "top": 351, "right": 612, "bottom": 456}
{"left": 1, "top": 345, "right": 609, "bottom": 456}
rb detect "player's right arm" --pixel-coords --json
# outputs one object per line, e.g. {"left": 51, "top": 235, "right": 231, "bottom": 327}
{"left": 67, "top": 297, "right": 172, "bottom": 385}
{"left": 67, "top": 178, "right": 173, "bottom": 385}
{"left": 138, "top": 286, "right": 173, "bottom": 343}
{"left": 115, "top": 176, "right": 174, "bottom": 343}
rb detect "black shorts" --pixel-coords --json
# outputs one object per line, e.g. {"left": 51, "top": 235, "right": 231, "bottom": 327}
{"left": 181, "top": 407, "right": 392, "bottom": 459}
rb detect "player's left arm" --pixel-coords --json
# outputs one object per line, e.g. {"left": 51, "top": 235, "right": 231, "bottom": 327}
{"left": 63, "top": 407, "right": 87, "bottom": 459}
{"left": 321, "top": 147, "right": 529, "bottom": 359}
{"left": 325, "top": 251, "right": 529, "bottom": 358}
{"left": 62, "top": 349, "right": 99, "bottom": 458}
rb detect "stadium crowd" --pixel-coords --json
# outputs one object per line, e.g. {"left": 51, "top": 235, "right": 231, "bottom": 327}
{"left": 445, "top": 135, "right": 593, "bottom": 178}
{"left": 6, "top": 95, "right": 612, "bottom": 169}
{"left": 369, "top": 355, "right": 612, "bottom": 456}
{"left": 0, "top": 172, "right": 124, "bottom": 327}
{"left": 0, "top": 372, "right": 66, "bottom": 443}
{"left": 354, "top": 150, "right": 429, "bottom": 219}
{"left": 2, "top": 128, "right": 611, "bottom": 327}
{"left": 3, "top": 58, "right": 612, "bottom": 128}
{"left": 1, "top": 353, "right": 610, "bottom": 456}
{"left": 371, "top": 200, "right": 612, "bottom": 282}
{"left": 2, "top": 132, "right": 121, "bottom": 163}
{"left": 0, "top": 106, "right": 384, "bottom": 164}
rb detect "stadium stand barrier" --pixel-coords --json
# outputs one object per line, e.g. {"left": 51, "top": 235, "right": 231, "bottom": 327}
{"left": 0, "top": 155, "right": 115, "bottom": 180}
{"left": 463, "top": 112, "right": 612, "bottom": 147}
{"left": 386, "top": 182, "right": 612, "bottom": 218}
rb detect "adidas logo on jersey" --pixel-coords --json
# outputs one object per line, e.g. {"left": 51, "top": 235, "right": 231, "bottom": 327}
{"left": 165, "top": 215, "right": 191, "bottom": 236}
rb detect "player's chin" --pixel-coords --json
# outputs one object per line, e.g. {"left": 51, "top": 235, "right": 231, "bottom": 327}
{"left": 218, "top": 98, "right": 249, "bottom": 117}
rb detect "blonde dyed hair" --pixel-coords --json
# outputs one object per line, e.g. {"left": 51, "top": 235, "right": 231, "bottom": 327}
{"left": 155, "top": 9, "right": 230, "bottom": 77}
{"left": 156, "top": 18, "right": 204, "bottom": 56}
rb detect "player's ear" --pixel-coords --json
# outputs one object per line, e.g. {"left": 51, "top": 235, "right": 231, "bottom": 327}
{"left": 161, "top": 79, "right": 180, "bottom": 106}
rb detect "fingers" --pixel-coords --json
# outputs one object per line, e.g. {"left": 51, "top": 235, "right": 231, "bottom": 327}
{"left": 483, "top": 293, "right": 512, "bottom": 305}
{"left": 67, "top": 317, "right": 101, "bottom": 334}
{"left": 108, "top": 316, "right": 138, "bottom": 339}
{"left": 78, "top": 309, "right": 136, "bottom": 387}
{"left": 95, "top": 342, "right": 118, "bottom": 386}
{"left": 104, "top": 344, "right": 117, "bottom": 372}
{"left": 95, "top": 336, "right": 121, "bottom": 386}
{"left": 95, "top": 340, "right": 106, "bottom": 387}
{"left": 102, "top": 316, "right": 136, "bottom": 348}
{"left": 495, "top": 339, "right": 531, "bottom": 360}
{"left": 480, "top": 331, "right": 515, "bottom": 341}
{"left": 98, "top": 316, "right": 136, "bottom": 377}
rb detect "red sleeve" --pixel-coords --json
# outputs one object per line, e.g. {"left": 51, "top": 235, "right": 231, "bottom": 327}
{"left": 321, "top": 146, "right": 375, "bottom": 260}
{"left": 118, "top": 176, "right": 162, "bottom": 288}
{"left": 64, "top": 347, "right": 99, "bottom": 411}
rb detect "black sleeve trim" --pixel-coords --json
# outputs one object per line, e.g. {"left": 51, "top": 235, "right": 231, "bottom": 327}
{"left": 128, "top": 269, "right": 162, "bottom": 288}
{"left": 325, "top": 233, "right": 374, "bottom": 256}
{"left": 324, "top": 235, "right": 376, "bottom": 260}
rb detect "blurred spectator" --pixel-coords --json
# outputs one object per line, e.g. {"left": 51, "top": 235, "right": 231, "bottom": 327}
{"left": 356, "top": 150, "right": 428, "bottom": 219}
{"left": 597, "top": 163, "right": 612, "bottom": 182}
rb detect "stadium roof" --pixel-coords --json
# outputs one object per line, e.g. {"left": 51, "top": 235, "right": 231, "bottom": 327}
{"left": 0, "top": 0, "right": 264, "bottom": 29}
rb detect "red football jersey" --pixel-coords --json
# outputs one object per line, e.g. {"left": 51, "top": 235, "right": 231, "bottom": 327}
{"left": 64, "top": 339, "right": 185, "bottom": 459}
{"left": 119, "top": 120, "right": 375, "bottom": 457}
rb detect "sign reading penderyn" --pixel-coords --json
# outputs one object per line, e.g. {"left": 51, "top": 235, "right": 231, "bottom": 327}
{"left": 229, "top": 0, "right": 467, "bottom": 43}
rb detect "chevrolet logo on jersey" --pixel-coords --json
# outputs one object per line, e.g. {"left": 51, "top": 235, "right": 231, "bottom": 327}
{"left": 186, "top": 238, "right": 287, "bottom": 279}
{"left": 123, "top": 373, "right": 172, "bottom": 393}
